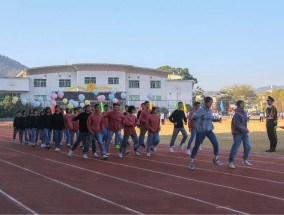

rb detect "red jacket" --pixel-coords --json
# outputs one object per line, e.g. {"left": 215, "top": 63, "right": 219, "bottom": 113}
{"left": 71, "top": 114, "right": 79, "bottom": 131}
{"left": 123, "top": 114, "right": 138, "bottom": 136}
{"left": 102, "top": 111, "right": 109, "bottom": 128}
{"left": 104, "top": 111, "right": 125, "bottom": 132}
{"left": 139, "top": 109, "right": 151, "bottom": 128}
{"left": 146, "top": 114, "right": 160, "bottom": 133}
{"left": 87, "top": 113, "right": 104, "bottom": 133}
{"left": 188, "top": 109, "right": 197, "bottom": 130}
{"left": 64, "top": 114, "right": 74, "bottom": 130}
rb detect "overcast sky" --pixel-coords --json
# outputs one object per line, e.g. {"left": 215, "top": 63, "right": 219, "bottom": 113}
{"left": 1, "top": 0, "right": 283, "bottom": 90}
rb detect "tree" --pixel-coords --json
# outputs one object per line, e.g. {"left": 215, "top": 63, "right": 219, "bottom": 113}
{"left": 192, "top": 86, "right": 205, "bottom": 103}
{"left": 157, "top": 65, "right": 198, "bottom": 84}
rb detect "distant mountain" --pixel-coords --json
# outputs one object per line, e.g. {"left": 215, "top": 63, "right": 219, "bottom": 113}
{"left": 255, "top": 85, "right": 284, "bottom": 93}
{"left": 0, "top": 54, "right": 28, "bottom": 77}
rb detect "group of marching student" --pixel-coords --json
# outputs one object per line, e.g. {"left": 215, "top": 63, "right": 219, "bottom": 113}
{"left": 12, "top": 101, "right": 161, "bottom": 160}
{"left": 12, "top": 96, "right": 258, "bottom": 170}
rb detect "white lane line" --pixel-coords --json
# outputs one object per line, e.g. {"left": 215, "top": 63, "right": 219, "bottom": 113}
{"left": 127, "top": 156, "right": 284, "bottom": 185}
{"left": 0, "top": 147, "right": 249, "bottom": 214}
{"left": 1, "top": 145, "right": 284, "bottom": 204}
{"left": 0, "top": 159, "right": 143, "bottom": 215}
{"left": 153, "top": 153, "right": 284, "bottom": 174}
{"left": 0, "top": 189, "right": 38, "bottom": 215}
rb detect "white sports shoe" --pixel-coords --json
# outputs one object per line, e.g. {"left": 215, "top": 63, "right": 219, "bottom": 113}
{"left": 188, "top": 160, "right": 194, "bottom": 170}
{"left": 54, "top": 147, "right": 61, "bottom": 152}
{"left": 169, "top": 147, "right": 174, "bottom": 153}
{"left": 41, "top": 143, "right": 46, "bottom": 148}
{"left": 67, "top": 150, "right": 73, "bottom": 157}
{"left": 82, "top": 154, "right": 88, "bottom": 159}
{"left": 186, "top": 149, "right": 191, "bottom": 155}
{"left": 118, "top": 153, "right": 123, "bottom": 158}
{"left": 135, "top": 151, "right": 141, "bottom": 156}
{"left": 146, "top": 153, "right": 151, "bottom": 157}
{"left": 93, "top": 152, "right": 99, "bottom": 158}
{"left": 243, "top": 160, "right": 252, "bottom": 166}
{"left": 102, "top": 154, "right": 109, "bottom": 160}
{"left": 199, "top": 145, "right": 202, "bottom": 150}
{"left": 153, "top": 147, "right": 157, "bottom": 152}
{"left": 179, "top": 144, "right": 184, "bottom": 151}
{"left": 227, "top": 161, "right": 235, "bottom": 169}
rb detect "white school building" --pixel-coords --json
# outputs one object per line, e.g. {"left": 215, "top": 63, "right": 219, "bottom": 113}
{"left": 0, "top": 64, "right": 193, "bottom": 112}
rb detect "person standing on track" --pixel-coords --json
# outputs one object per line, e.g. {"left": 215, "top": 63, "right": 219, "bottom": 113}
{"left": 12, "top": 111, "right": 21, "bottom": 143}
{"left": 146, "top": 107, "right": 161, "bottom": 157}
{"left": 119, "top": 105, "right": 140, "bottom": 158}
{"left": 227, "top": 100, "right": 252, "bottom": 169}
{"left": 51, "top": 105, "right": 65, "bottom": 152}
{"left": 168, "top": 102, "right": 188, "bottom": 152}
{"left": 42, "top": 107, "right": 53, "bottom": 149}
{"left": 67, "top": 105, "right": 92, "bottom": 157}
{"left": 188, "top": 97, "right": 222, "bottom": 170}
{"left": 138, "top": 101, "right": 151, "bottom": 148}
{"left": 265, "top": 96, "right": 278, "bottom": 152}
{"left": 186, "top": 102, "right": 200, "bottom": 155}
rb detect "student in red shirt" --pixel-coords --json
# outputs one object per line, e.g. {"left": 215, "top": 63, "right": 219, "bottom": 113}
{"left": 104, "top": 103, "right": 125, "bottom": 154}
{"left": 139, "top": 101, "right": 151, "bottom": 148}
{"left": 86, "top": 104, "right": 108, "bottom": 159}
{"left": 146, "top": 107, "right": 161, "bottom": 157}
{"left": 119, "top": 105, "right": 140, "bottom": 158}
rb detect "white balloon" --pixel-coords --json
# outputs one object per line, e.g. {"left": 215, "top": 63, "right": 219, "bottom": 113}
{"left": 121, "top": 92, "right": 127, "bottom": 99}
{"left": 80, "top": 102, "right": 85, "bottom": 108}
{"left": 69, "top": 99, "right": 75, "bottom": 105}
{"left": 73, "top": 101, "right": 79, "bottom": 107}
{"left": 78, "top": 94, "right": 85, "bottom": 101}
{"left": 21, "top": 99, "right": 27, "bottom": 105}
{"left": 37, "top": 97, "right": 43, "bottom": 102}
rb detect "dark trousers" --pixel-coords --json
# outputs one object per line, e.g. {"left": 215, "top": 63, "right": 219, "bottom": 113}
{"left": 267, "top": 127, "right": 277, "bottom": 150}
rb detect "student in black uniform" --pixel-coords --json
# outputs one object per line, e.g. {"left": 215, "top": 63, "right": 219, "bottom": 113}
{"left": 67, "top": 105, "right": 92, "bottom": 158}
{"left": 30, "top": 109, "right": 39, "bottom": 147}
{"left": 18, "top": 110, "right": 27, "bottom": 144}
{"left": 13, "top": 111, "right": 21, "bottom": 143}
{"left": 26, "top": 109, "right": 33, "bottom": 144}
{"left": 51, "top": 105, "right": 65, "bottom": 152}
{"left": 42, "top": 107, "right": 53, "bottom": 149}
{"left": 265, "top": 96, "right": 278, "bottom": 152}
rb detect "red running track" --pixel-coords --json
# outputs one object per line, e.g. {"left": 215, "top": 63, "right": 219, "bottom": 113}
{"left": 0, "top": 128, "right": 284, "bottom": 214}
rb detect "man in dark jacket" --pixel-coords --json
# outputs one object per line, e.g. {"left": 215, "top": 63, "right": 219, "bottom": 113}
{"left": 265, "top": 96, "right": 278, "bottom": 152}
{"left": 13, "top": 111, "right": 22, "bottom": 142}
{"left": 227, "top": 100, "right": 252, "bottom": 169}
{"left": 168, "top": 102, "right": 188, "bottom": 152}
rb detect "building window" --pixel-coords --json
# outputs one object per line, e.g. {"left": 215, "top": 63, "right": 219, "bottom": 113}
{"left": 85, "top": 77, "right": 96, "bottom": 84}
{"left": 129, "top": 80, "right": 139, "bottom": 88}
{"left": 155, "top": 96, "right": 162, "bottom": 101}
{"left": 129, "top": 95, "right": 140, "bottom": 101}
{"left": 34, "top": 79, "right": 46, "bottom": 87}
{"left": 108, "top": 77, "right": 119, "bottom": 85}
{"left": 0, "top": 93, "right": 21, "bottom": 102}
{"left": 34, "top": 95, "right": 47, "bottom": 100}
{"left": 59, "top": 79, "right": 71, "bottom": 88}
{"left": 150, "top": 81, "right": 161, "bottom": 88}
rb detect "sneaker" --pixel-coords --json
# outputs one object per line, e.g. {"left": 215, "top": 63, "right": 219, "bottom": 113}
{"left": 66, "top": 144, "right": 71, "bottom": 147}
{"left": 60, "top": 142, "right": 62, "bottom": 146}
{"left": 146, "top": 153, "right": 151, "bottom": 157}
{"left": 188, "top": 160, "right": 194, "bottom": 170}
{"left": 135, "top": 151, "right": 141, "bottom": 156}
{"left": 106, "top": 152, "right": 110, "bottom": 156}
{"left": 213, "top": 159, "right": 222, "bottom": 166}
{"left": 227, "top": 161, "right": 235, "bottom": 169}
{"left": 41, "top": 143, "right": 46, "bottom": 148}
{"left": 83, "top": 154, "right": 88, "bottom": 159}
{"left": 102, "top": 154, "right": 109, "bottom": 160}
{"left": 179, "top": 144, "right": 184, "bottom": 151}
{"left": 54, "top": 147, "right": 61, "bottom": 152}
{"left": 118, "top": 153, "right": 123, "bottom": 158}
{"left": 243, "top": 160, "right": 252, "bottom": 166}
{"left": 67, "top": 150, "right": 73, "bottom": 157}
{"left": 199, "top": 145, "right": 202, "bottom": 150}
{"left": 93, "top": 152, "right": 99, "bottom": 158}
{"left": 169, "top": 147, "right": 174, "bottom": 153}
{"left": 153, "top": 147, "right": 157, "bottom": 152}
{"left": 186, "top": 149, "right": 191, "bottom": 155}
{"left": 115, "top": 144, "right": 120, "bottom": 149}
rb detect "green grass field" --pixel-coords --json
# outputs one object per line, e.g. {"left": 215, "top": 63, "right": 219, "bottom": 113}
{"left": 159, "top": 119, "right": 284, "bottom": 155}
